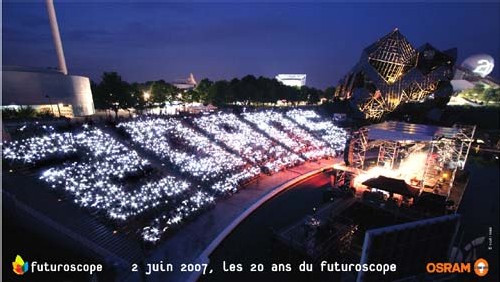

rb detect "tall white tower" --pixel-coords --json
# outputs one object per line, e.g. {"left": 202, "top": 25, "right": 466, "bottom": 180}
{"left": 46, "top": 0, "right": 68, "bottom": 75}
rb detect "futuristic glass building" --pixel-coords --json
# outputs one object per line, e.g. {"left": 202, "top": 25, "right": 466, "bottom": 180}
{"left": 335, "top": 29, "right": 456, "bottom": 120}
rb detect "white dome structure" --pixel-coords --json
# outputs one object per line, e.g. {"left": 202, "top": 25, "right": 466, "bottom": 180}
{"left": 461, "top": 54, "right": 495, "bottom": 78}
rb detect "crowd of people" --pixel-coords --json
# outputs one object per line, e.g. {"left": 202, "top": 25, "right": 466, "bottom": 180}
{"left": 3, "top": 128, "right": 213, "bottom": 242}
{"left": 117, "top": 118, "right": 254, "bottom": 188}
{"left": 193, "top": 112, "right": 300, "bottom": 174}
{"left": 142, "top": 191, "right": 215, "bottom": 243}
{"left": 3, "top": 109, "right": 347, "bottom": 244}
{"left": 286, "top": 109, "right": 347, "bottom": 152}
{"left": 2, "top": 131, "right": 76, "bottom": 164}
{"left": 242, "top": 110, "right": 337, "bottom": 160}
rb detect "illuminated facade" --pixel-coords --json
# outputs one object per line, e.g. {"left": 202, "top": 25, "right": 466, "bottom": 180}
{"left": 2, "top": 66, "right": 95, "bottom": 117}
{"left": 276, "top": 74, "right": 307, "bottom": 88}
{"left": 335, "top": 29, "right": 456, "bottom": 120}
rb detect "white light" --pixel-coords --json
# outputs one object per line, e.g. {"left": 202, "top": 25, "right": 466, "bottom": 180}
{"left": 3, "top": 110, "right": 347, "bottom": 243}
{"left": 473, "top": 59, "right": 494, "bottom": 78}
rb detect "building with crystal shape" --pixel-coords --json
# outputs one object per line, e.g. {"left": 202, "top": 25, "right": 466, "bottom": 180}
{"left": 335, "top": 29, "right": 456, "bottom": 120}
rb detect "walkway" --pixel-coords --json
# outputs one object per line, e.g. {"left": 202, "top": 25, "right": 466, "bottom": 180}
{"left": 141, "top": 158, "right": 338, "bottom": 282}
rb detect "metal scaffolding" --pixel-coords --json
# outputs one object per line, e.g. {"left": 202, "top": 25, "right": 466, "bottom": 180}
{"left": 421, "top": 125, "right": 476, "bottom": 198}
{"left": 349, "top": 128, "right": 368, "bottom": 170}
{"left": 347, "top": 122, "right": 475, "bottom": 202}
{"left": 377, "top": 141, "right": 399, "bottom": 169}
{"left": 359, "top": 94, "right": 392, "bottom": 121}
{"left": 330, "top": 169, "right": 352, "bottom": 189}
{"left": 453, "top": 124, "right": 476, "bottom": 170}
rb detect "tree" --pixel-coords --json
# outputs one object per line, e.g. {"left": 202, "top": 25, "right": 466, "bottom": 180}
{"left": 91, "top": 80, "right": 106, "bottom": 109}
{"left": 1, "top": 106, "right": 38, "bottom": 120}
{"left": 230, "top": 78, "right": 242, "bottom": 103}
{"left": 90, "top": 73, "right": 340, "bottom": 109}
{"left": 183, "top": 89, "right": 200, "bottom": 103}
{"left": 285, "top": 85, "right": 300, "bottom": 105}
{"left": 150, "top": 80, "right": 178, "bottom": 105}
{"left": 196, "top": 79, "right": 213, "bottom": 103}
{"left": 130, "top": 83, "right": 147, "bottom": 113}
{"left": 95, "top": 72, "right": 134, "bottom": 118}
{"left": 240, "top": 75, "right": 258, "bottom": 103}
{"left": 484, "top": 87, "right": 500, "bottom": 104}
{"left": 473, "top": 83, "right": 485, "bottom": 94}
{"left": 207, "top": 80, "right": 230, "bottom": 106}
{"left": 307, "top": 88, "right": 321, "bottom": 104}
{"left": 324, "top": 86, "right": 336, "bottom": 99}
{"left": 298, "top": 86, "right": 310, "bottom": 103}
{"left": 263, "top": 78, "right": 279, "bottom": 104}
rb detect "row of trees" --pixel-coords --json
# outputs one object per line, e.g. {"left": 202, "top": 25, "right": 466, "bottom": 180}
{"left": 460, "top": 84, "right": 500, "bottom": 104}
{"left": 206, "top": 76, "right": 331, "bottom": 106}
{"left": 1, "top": 106, "right": 55, "bottom": 120}
{"left": 91, "top": 72, "right": 334, "bottom": 114}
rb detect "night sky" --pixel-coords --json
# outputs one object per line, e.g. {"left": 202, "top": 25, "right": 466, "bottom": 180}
{"left": 3, "top": 1, "right": 500, "bottom": 89}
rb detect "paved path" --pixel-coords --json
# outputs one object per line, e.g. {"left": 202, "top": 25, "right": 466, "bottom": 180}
{"left": 140, "top": 159, "right": 338, "bottom": 282}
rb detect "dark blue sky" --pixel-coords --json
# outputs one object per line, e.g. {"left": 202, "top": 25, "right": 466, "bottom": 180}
{"left": 3, "top": 1, "right": 500, "bottom": 88}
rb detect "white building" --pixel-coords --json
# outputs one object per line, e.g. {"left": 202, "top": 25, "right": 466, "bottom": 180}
{"left": 173, "top": 73, "right": 197, "bottom": 90}
{"left": 2, "top": 66, "right": 95, "bottom": 117}
{"left": 1, "top": 0, "right": 95, "bottom": 117}
{"left": 452, "top": 54, "right": 498, "bottom": 88}
{"left": 275, "top": 74, "right": 307, "bottom": 88}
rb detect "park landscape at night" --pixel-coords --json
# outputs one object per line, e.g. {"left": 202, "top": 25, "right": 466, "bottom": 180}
{"left": 2, "top": 1, "right": 499, "bottom": 282}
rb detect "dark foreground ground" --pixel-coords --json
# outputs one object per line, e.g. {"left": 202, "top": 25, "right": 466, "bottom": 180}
{"left": 3, "top": 156, "right": 498, "bottom": 282}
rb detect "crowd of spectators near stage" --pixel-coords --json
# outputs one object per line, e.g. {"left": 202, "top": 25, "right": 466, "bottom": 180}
{"left": 3, "top": 109, "right": 346, "bottom": 243}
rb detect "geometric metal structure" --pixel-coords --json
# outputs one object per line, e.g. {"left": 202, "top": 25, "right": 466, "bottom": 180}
{"left": 335, "top": 29, "right": 457, "bottom": 120}
{"left": 376, "top": 140, "right": 398, "bottom": 169}
{"left": 367, "top": 29, "right": 417, "bottom": 84}
{"left": 347, "top": 122, "right": 475, "bottom": 202}
{"left": 421, "top": 124, "right": 476, "bottom": 198}
{"left": 349, "top": 128, "right": 368, "bottom": 170}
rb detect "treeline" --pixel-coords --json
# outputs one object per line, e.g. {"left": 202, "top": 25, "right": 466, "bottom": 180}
{"left": 2, "top": 106, "right": 55, "bottom": 120}
{"left": 459, "top": 84, "right": 500, "bottom": 104}
{"left": 205, "top": 75, "right": 332, "bottom": 105}
{"left": 91, "top": 72, "right": 334, "bottom": 114}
